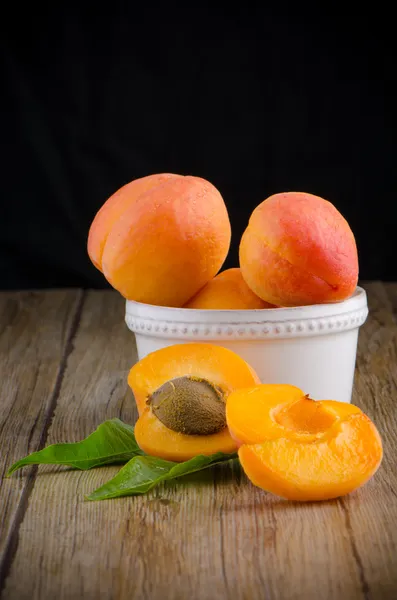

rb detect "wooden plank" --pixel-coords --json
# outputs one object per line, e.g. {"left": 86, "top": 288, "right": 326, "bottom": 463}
{"left": 0, "top": 290, "right": 83, "bottom": 588}
{"left": 2, "top": 289, "right": 383, "bottom": 600}
{"left": 345, "top": 281, "right": 397, "bottom": 599}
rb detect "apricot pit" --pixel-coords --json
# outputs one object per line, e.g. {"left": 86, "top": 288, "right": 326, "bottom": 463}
{"left": 148, "top": 376, "right": 226, "bottom": 435}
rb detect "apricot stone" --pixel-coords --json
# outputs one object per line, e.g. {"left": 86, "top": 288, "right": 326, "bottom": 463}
{"left": 148, "top": 376, "right": 226, "bottom": 435}
{"left": 239, "top": 192, "right": 359, "bottom": 307}
{"left": 184, "top": 268, "right": 275, "bottom": 309}
{"left": 96, "top": 175, "right": 231, "bottom": 306}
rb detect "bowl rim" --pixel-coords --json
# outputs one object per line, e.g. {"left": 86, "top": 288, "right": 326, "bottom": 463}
{"left": 125, "top": 286, "right": 367, "bottom": 323}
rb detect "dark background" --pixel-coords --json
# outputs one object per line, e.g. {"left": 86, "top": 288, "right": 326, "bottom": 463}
{"left": 1, "top": 6, "right": 396, "bottom": 289}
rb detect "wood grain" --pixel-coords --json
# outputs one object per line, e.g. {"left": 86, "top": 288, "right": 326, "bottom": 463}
{"left": 347, "top": 282, "right": 397, "bottom": 599}
{"left": 1, "top": 285, "right": 396, "bottom": 600}
{"left": 0, "top": 290, "right": 82, "bottom": 584}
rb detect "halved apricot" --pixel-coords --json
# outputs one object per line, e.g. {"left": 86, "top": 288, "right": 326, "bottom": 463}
{"left": 128, "top": 343, "right": 260, "bottom": 461}
{"left": 226, "top": 384, "right": 382, "bottom": 501}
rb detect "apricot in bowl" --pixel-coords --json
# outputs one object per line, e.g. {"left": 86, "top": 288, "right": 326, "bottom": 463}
{"left": 239, "top": 191, "right": 359, "bottom": 307}
{"left": 88, "top": 173, "right": 231, "bottom": 307}
{"left": 184, "top": 268, "right": 276, "bottom": 310}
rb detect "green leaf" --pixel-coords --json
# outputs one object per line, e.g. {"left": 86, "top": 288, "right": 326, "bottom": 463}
{"left": 7, "top": 418, "right": 143, "bottom": 476}
{"left": 87, "top": 451, "right": 237, "bottom": 501}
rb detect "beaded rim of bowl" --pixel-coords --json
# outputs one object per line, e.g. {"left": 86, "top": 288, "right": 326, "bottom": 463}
{"left": 125, "top": 287, "right": 368, "bottom": 340}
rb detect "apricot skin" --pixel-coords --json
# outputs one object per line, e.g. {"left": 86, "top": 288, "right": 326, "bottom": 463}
{"left": 100, "top": 176, "right": 231, "bottom": 306}
{"left": 184, "top": 268, "right": 276, "bottom": 310}
{"left": 239, "top": 192, "right": 359, "bottom": 307}
{"left": 128, "top": 343, "right": 260, "bottom": 462}
{"left": 87, "top": 173, "right": 179, "bottom": 272}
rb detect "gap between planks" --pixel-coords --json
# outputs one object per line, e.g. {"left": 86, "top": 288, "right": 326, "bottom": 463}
{"left": 0, "top": 290, "right": 86, "bottom": 595}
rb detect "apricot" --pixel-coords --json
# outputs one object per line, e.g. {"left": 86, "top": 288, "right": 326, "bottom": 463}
{"left": 89, "top": 175, "right": 231, "bottom": 306}
{"left": 226, "top": 384, "right": 383, "bottom": 501}
{"left": 129, "top": 343, "right": 260, "bottom": 461}
{"left": 239, "top": 192, "right": 359, "bottom": 307}
{"left": 184, "top": 268, "right": 276, "bottom": 309}
{"left": 88, "top": 173, "right": 180, "bottom": 272}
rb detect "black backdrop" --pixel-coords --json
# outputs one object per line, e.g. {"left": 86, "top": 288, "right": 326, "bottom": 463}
{"left": 1, "top": 6, "right": 396, "bottom": 289}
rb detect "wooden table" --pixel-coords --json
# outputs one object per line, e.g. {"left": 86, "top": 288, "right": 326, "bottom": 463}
{"left": 0, "top": 283, "right": 396, "bottom": 600}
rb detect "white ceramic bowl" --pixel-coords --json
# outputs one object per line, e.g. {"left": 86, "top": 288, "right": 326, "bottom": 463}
{"left": 125, "top": 286, "right": 368, "bottom": 403}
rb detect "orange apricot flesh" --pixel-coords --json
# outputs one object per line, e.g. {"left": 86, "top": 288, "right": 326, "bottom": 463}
{"left": 184, "top": 268, "right": 276, "bottom": 310}
{"left": 128, "top": 343, "right": 260, "bottom": 461}
{"left": 226, "top": 385, "right": 308, "bottom": 446}
{"left": 226, "top": 385, "right": 382, "bottom": 501}
{"left": 239, "top": 192, "right": 359, "bottom": 306}
{"left": 135, "top": 410, "right": 237, "bottom": 462}
{"left": 101, "top": 175, "right": 231, "bottom": 306}
{"left": 239, "top": 414, "right": 382, "bottom": 501}
{"left": 129, "top": 343, "right": 260, "bottom": 416}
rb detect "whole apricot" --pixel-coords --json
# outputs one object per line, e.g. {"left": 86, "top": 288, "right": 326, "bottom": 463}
{"left": 239, "top": 192, "right": 359, "bottom": 307}
{"left": 184, "top": 268, "right": 276, "bottom": 309}
{"left": 95, "top": 175, "right": 231, "bottom": 306}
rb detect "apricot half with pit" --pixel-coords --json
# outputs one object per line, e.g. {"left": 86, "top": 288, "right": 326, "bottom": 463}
{"left": 128, "top": 343, "right": 260, "bottom": 461}
{"left": 226, "top": 385, "right": 383, "bottom": 501}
